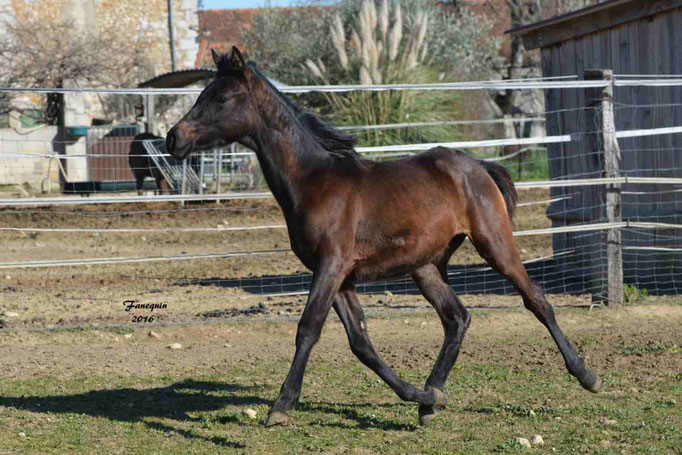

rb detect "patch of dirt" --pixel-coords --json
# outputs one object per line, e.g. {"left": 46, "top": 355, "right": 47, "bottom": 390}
{"left": 0, "top": 189, "right": 557, "bottom": 330}
{"left": 0, "top": 304, "right": 679, "bottom": 388}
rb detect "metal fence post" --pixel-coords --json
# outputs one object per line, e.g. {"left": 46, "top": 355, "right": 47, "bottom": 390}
{"left": 145, "top": 95, "right": 155, "bottom": 134}
{"left": 180, "top": 160, "right": 187, "bottom": 207}
{"left": 198, "top": 151, "right": 204, "bottom": 195}
{"left": 585, "top": 69, "right": 623, "bottom": 305}
{"left": 217, "top": 147, "right": 223, "bottom": 203}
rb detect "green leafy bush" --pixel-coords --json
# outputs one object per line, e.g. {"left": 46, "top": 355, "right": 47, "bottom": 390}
{"left": 623, "top": 284, "right": 649, "bottom": 305}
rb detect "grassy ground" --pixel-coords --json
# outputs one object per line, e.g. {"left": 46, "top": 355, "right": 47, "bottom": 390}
{"left": 0, "top": 303, "right": 680, "bottom": 454}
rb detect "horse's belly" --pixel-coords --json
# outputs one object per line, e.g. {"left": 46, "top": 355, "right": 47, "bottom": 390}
{"left": 350, "top": 240, "right": 444, "bottom": 283}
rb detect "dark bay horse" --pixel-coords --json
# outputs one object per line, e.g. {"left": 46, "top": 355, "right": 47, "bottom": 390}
{"left": 128, "top": 132, "right": 168, "bottom": 195}
{"left": 166, "top": 47, "right": 601, "bottom": 427}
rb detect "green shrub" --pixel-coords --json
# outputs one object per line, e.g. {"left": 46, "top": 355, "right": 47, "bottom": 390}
{"left": 623, "top": 284, "right": 649, "bottom": 305}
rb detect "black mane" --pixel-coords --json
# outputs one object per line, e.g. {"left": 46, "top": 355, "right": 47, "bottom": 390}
{"left": 217, "top": 54, "right": 359, "bottom": 158}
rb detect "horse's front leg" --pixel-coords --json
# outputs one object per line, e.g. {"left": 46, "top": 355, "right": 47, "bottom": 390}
{"left": 265, "top": 255, "right": 348, "bottom": 426}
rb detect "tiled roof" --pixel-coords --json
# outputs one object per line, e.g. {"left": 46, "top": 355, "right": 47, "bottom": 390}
{"left": 196, "top": 8, "right": 283, "bottom": 68}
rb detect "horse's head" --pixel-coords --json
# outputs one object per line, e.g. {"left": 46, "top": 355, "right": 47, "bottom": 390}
{"left": 166, "top": 46, "right": 256, "bottom": 159}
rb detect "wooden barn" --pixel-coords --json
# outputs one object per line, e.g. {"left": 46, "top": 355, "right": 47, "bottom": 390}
{"left": 510, "top": 0, "right": 682, "bottom": 299}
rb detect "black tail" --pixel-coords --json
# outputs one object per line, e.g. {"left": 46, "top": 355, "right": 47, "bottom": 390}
{"left": 480, "top": 160, "right": 517, "bottom": 220}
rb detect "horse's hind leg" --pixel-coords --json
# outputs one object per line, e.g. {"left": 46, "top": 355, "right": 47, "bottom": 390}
{"left": 333, "top": 287, "right": 446, "bottom": 410}
{"left": 411, "top": 260, "right": 470, "bottom": 425}
{"left": 467, "top": 203, "right": 601, "bottom": 393}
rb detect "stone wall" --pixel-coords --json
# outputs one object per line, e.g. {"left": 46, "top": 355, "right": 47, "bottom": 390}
{"left": 8, "top": 0, "right": 198, "bottom": 80}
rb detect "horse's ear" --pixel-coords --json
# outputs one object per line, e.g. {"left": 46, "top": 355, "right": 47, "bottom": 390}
{"left": 230, "top": 46, "right": 246, "bottom": 71}
{"left": 211, "top": 49, "right": 221, "bottom": 68}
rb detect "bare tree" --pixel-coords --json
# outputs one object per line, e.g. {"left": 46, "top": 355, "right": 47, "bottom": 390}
{"left": 481, "top": 0, "right": 596, "bottom": 142}
{"left": 0, "top": 5, "right": 160, "bottom": 124}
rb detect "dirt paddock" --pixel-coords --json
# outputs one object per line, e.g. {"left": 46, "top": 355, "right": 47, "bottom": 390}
{"left": 3, "top": 188, "right": 570, "bottom": 329}
{"left": 0, "top": 190, "right": 680, "bottom": 453}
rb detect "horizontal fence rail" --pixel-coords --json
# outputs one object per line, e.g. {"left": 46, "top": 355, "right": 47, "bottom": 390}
{"left": 0, "top": 178, "right": 680, "bottom": 206}
{"left": 2, "top": 124, "right": 681, "bottom": 157}
{"left": 2, "top": 76, "right": 682, "bottom": 97}
{"left": 1, "top": 221, "right": 679, "bottom": 269}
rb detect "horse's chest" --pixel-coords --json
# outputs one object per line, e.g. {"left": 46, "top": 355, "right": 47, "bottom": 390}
{"left": 285, "top": 222, "right": 321, "bottom": 271}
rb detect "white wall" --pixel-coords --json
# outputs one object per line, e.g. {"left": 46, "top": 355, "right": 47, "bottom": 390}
{"left": 0, "top": 126, "right": 61, "bottom": 192}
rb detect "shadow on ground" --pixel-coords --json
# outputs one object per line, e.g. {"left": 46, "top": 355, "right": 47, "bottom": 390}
{"left": 0, "top": 379, "right": 415, "bottom": 448}
{"left": 175, "top": 259, "right": 596, "bottom": 296}
{"left": 0, "top": 380, "right": 260, "bottom": 448}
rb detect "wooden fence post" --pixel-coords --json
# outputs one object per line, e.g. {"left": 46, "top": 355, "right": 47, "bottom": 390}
{"left": 584, "top": 69, "right": 623, "bottom": 305}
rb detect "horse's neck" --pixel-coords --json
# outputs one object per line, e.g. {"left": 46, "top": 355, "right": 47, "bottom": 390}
{"left": 251, "top": 122, "right": 328, "bottom": 215}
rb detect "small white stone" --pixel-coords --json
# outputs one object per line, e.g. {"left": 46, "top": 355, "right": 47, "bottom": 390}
{"left": 603, "top": 418, "right": 617, "bottom": 426}
{"left": 515, "top": 437, "right": 531, "bottom": 448}
{"left": 148, "top": 330, "right": 161, "bottom": 339}
{"left": 18, "top": 432, "right": 26, "bottom": 438}
{"left": 169, "top": 343, "right": 182, "bottom": 350}
{"left": 385, "top": 290, "right": 393, "bottom": 297}
{"left": 530, "top": 435, "right": 544, "bottom": 445}
{"left": 223, "top": 343, "right": 232, "bottom": 348}
{"left": 124, "top": 334, "right": 133, "bottom": 339}
{"left": 5, "top": 312, "right": 19, "bottom": 318}
{"left": 529, "top": 409, "right": 536, "bottom": 417}
{"left": 4, "top": 275, "right": 10, "bottom": 280}
{"left": 243, "top": 408, "right": 258, "bottom": 419}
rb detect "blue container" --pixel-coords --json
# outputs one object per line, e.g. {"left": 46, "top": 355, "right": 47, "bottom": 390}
{"left": 68, "top": 126, "right": 89, "bottom": 137}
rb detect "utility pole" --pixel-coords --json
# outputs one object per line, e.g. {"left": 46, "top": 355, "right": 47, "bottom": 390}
{"left": 167, "top": 0, "right": 177, "bottom": 72}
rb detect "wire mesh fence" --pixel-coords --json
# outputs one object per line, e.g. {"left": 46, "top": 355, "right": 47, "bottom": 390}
{"left": 0, "top": 77, "right": 680, "bottom": 331}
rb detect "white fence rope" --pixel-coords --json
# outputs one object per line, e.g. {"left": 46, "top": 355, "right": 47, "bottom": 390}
{"left": 0, "top": 192, "right": 272, "bottom": 206}
{"left": 2, "top": 76, "right": 682, "bottom": 96}
{"left": 613, "top": 78, "right": 682, "bottom": 87}
{"left": 337, "top": 117, "right": 546, "bottom": 131}
{"left": 2, "top": 123, "right": 679, "bottom": 164}
{"left": 0, "top": 78, "right": 609, "bottom": 96}
{"left": 1, "top": 221, "right": 678, "bottom": 269}
{"left": 515, "top": 176, "right": 682, "bottom": 188}
{"left": 0, "top": 225, "right": 287, "bottom": 233}
{"left": 0, "top": 249, "right": 291, "bottom": 269}
{"left": 622, "top": 246, "right": 682, "bottom": 252}
{"left": 517, "top": 196, "right": 572, "bottom": 207}
{"left": 0, "top": 176, "right": 680, "bottom": 206}
{"left": 356, "top": 134, "right": 572, "bottom": 151}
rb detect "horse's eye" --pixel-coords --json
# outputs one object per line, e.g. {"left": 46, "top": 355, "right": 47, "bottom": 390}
{"left": 215, "top": 96, "right": 228, "bottom": 104}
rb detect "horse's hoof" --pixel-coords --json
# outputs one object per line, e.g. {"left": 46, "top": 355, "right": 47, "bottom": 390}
{"left": 264, "top": 411, "right": 289, "bottom": 427}
{"left": 418, "top": 405, "right": 438, "bottom": 426}
{"left": 580, "top": 371, "right": 602, "bottom": 393}
{"left": 428, "top": 387, "right": 447, "bottom": 407}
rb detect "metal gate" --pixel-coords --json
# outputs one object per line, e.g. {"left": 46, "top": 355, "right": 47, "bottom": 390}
{"left": 86, "top": 125, "right": 140, "bottom": 181}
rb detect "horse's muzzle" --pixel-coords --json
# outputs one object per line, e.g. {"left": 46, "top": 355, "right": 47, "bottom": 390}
{"left": 166, "top": 126, "right": 183, "bottom": 159}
